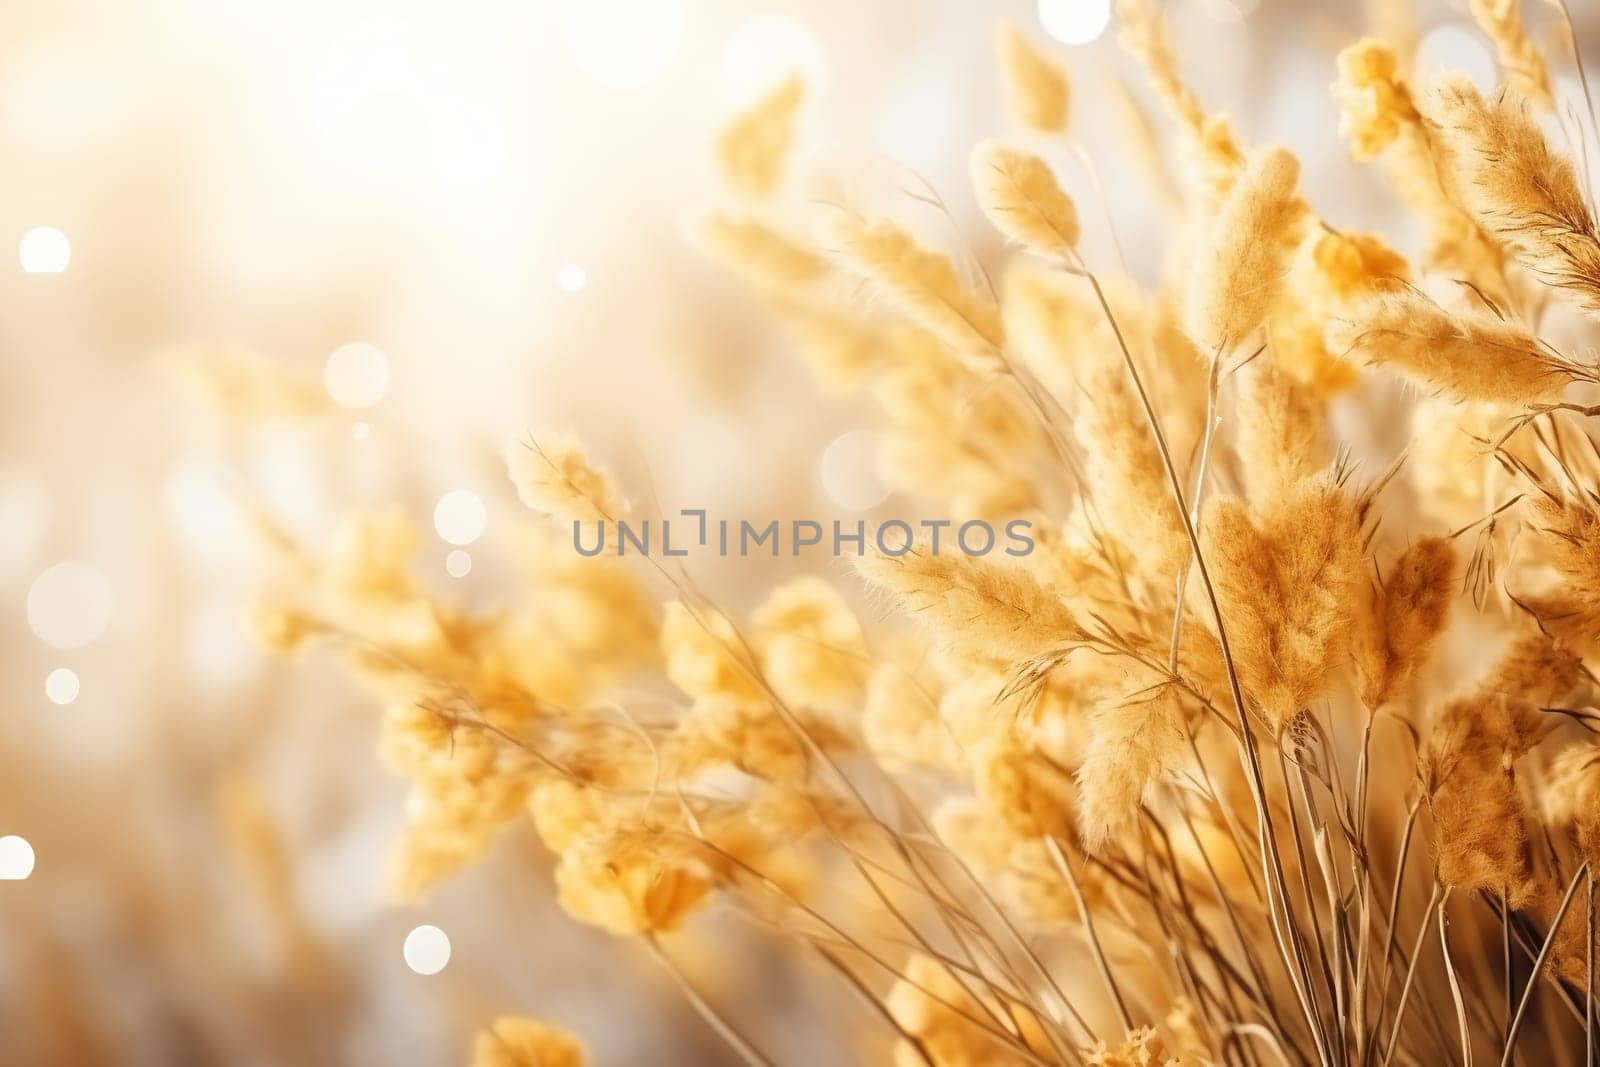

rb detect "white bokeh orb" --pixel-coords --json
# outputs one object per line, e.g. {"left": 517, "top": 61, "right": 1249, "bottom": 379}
{"left": 0, "top": 836, "right": 35, "bottom": 880}
{"left": 820, "top": 430, "right": 890, "bottom": 511}
{"left": 44, "top": 667, "right": 79, "bottom": 706}
{"left": 433, "top": 490, "right": 487, "bottom": 546}
{"left": 19, "top": 226, "right": 71, "bottom": 273}
{"left": 27, "top": 561, "right": 114, "bottom": 650}
{"left": 323, "top": 342, "right": 392, "bottom": 408}
{"left": 557, "top": 263, "right": 587, "bottom": 293}
{"left": 403, "top": 924, "right": 451, "bottom": 974}
{"left": 445, "top": 549, "right": 472, "bottom": 578}
{"left": 1038, "top": 0, "right": 1113, "bottom": 46}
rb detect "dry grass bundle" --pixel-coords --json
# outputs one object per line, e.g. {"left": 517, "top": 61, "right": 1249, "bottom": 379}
{"left": 251, "top": 6, "right": 1600, "bottom": 1065}
{"left": 1329, "top": 287, "right": 1581, "bottom": 405}
{"left": 1429, "top": 73, "right": 1600, "bottom": 313}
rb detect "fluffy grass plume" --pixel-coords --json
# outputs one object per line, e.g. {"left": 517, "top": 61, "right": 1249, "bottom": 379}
{"left": 469, "top": 1017, "right": 586, "bottom": 1067}
{"left": 716, "top": 74, "right": 804, "bottom": 198}
{"left": 1185, "top": 145, "right": 1304, "bottom": 352}
{"left": 1354, "top": 536, "right": 1457, "bottom": 710}
{"left": 970, "top": 140, "right": 1080, "bottom": 256}
{"left": 695, "top": 214, "right": 831, "bottom": 293}
{"left": 504, "top": 435, "right": 622, "bottom": 523}
{"left": 1429, "top": 73, "right": 1600, "bottom": 313}
{"left": 1329, "top": 287, "right": 1577, "bottom": 405}
{"left": 855, "top": 542, "right": 1083, "bottom": 662}
{"left": 1336, "top": 41, "right": 1512, "bottom": 303}
{"left": 1235, "top": 355, "right": 1329, "bottom": 505}
{"left": 995, "top": 20, "right": 1070, "bottom": 134}
{"left": 1202, "top": 475, "right": 1368, "bottom": 729}
{"left": 828, "top": 216, "right": 1004, "bottom": 356}
{"left": 1115, "top": 0, "right": 1244, "bottom": 200}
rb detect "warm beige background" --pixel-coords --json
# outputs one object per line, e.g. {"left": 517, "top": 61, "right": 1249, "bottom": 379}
{"left": 0, "top": 0, "right": 1592, "bottom": 1062}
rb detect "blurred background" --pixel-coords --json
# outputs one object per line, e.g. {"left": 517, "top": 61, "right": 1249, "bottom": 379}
{"left": 0, "top": 0, "right": 1593, "bottom": 1062}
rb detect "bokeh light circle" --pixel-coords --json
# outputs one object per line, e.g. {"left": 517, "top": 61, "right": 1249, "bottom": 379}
{"left": 18, "top": 226, "right": 71, "bottom": 273}
{"left": 558, "top": 263, "right": 587, "bottom": 293}
{"left": 820, "top": 430, "right": 890, "bottom": 511}
{"left": 323, "top": 342, "right": 392, "bottom": 408}
{"left": 0, "top": 836, "right": 35, "bottom": 880}
{"left": 1038, "top": 0, "right": 1113, "bottom": 45}
{"left": 26, "top": 561, "right": 114, "bottom": 650}
{"left": 433, "top": 490, "right": 487, "bottom": 546}
{"left": 403, "top": 924, "right": 451, "bottom": 974}
{"left": 44, "top": 667, "right": 79, "bottom": 706}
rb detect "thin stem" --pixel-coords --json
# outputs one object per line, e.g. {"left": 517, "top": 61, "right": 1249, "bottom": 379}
{"left": 1438, "top": 889, "right": 1474, "bottom": 1067}
{"left": 646, "top": 935, "right": 776, "bottom": 1067}
{"left": 1168, "top": 345, "right": 1224, "bottom": 672}
{"left": 814, "top": 946, "right": 936, "bottom": 1067}
{"left": 1047, "top": 834, "right": 1135, "bottom": 1031}
{"left": 1382, "top": 882, "right": 1442, "bottom": 1067}
{"left": 1366, "top": 799, "right": 1421, "bottom": 1065}
{"left": 1282, "top": 750, "right": 1338, "bottom": 1042}
{"left": 1587, "top": 870, "right": 1595, "bottom": 1067}
{"left": 1503, "top": 863, "right": 1591, "bottom": 1067}
{"left": 1501, "top": 893, "right": 1513, "bottom": 1051}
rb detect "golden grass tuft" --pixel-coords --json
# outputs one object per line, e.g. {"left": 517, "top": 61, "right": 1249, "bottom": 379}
{"left": 251, "top": 13, "right": 1600, "bottom": 1065}
{"left": 970, "top": 140, "right": 1080, "bottom": 256}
